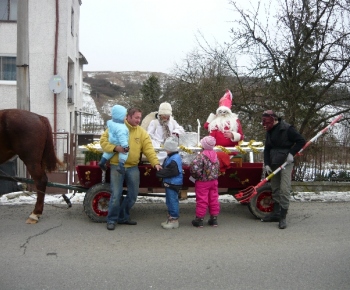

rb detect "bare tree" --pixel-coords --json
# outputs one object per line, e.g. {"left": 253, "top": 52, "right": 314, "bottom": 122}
{"left": 198, "top": 0, "right": 350, "bottom": 140}
{"left": 164, "top": 49, "right": 237, "bottom": 136}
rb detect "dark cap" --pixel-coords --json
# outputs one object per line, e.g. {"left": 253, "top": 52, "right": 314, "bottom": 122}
{"left": 262, "top": 110, "right": 278, "bottom": 118}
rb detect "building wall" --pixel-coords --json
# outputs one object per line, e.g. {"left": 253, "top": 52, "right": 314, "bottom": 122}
{"left": 0, "top": 0, "right": 85, "bottom": 134}
{"left": 0, "top": 81, "right": 16, "bottom": 108}
{"left": 28, "top": 0, "right": 84, "bottom": 133}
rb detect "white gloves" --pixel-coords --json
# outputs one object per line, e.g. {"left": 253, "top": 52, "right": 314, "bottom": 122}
{"left": 265, "top": 165, "right": 272, "bottom": 175}
{"left": 206, "top": 113, "right": 216, "bottom": 123}
{"left": 286, "top": 153, "right": 294, "bottom": 164}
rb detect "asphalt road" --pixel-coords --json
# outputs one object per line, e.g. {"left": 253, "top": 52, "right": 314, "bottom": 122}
{"left": 0, "top": 201, "right": 349, "bottom": 290}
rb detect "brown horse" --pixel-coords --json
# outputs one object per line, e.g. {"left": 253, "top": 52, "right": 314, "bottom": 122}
{"left": 0, "top": 109, "right": 62, "bottom": 223}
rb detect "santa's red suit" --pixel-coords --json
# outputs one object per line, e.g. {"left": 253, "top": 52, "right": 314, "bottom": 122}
{"left": 204, "top": 90, "right": 244, "bottom": 149}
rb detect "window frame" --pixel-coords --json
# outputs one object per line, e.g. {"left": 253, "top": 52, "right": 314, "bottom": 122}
{"left": 0, "top": 55, "right": 17, "bottom": 81}
{"left": 0, "top": 0, "right": 18, "bottom": 22}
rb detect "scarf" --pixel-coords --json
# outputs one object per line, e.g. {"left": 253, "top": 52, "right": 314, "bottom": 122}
{"left": 159, "top": 119, "right": 171, "bottom": 141}
{"left": 202, "top": 150, "right": 218, "bottom": 163}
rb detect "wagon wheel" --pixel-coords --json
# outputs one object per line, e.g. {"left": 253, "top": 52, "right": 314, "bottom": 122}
{"left": 83, "top": 183, "right": 127, "bottom": 222}
{"left": 83, "top": 183, "right": 111, "bottom": 223}
{"left": 248, "top": 183, "right": 274, "bottom": 219}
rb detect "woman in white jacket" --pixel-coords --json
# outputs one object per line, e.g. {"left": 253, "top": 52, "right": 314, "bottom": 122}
{"left": 147, "top": 102, "right": 185, "bottom": 148}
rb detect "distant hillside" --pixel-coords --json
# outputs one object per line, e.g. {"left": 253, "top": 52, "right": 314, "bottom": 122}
{"left": 83, "top": 71, "right": 170, "bottom": 122}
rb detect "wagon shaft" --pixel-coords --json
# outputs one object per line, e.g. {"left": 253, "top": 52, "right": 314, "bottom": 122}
{"left": 0, "top": 174, "right": 87, "bottom": 192}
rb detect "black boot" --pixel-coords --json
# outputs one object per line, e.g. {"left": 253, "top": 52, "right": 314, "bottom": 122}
{"left": 261, "top": 202, "right": 281, "bottom": 222}
{"left": 208, "top": 215, "right": 218, "bottom": 227}
{"left": 278, "top": 208, "right": 288, "bottom": 229}
{"left": 192, "top": 217, "right": 204, "bottom": 228}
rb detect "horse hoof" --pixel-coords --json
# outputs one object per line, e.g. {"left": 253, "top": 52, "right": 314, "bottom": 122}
{"left": 26, "top": 217, "right": 39, "bottom": 224}
{"left": 26, "top": 213, "right": 41, "bottom": 224}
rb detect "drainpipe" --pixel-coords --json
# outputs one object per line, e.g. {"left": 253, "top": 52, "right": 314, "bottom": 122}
{"left": 53, "top": 0, "right": 59, "bottom": 133}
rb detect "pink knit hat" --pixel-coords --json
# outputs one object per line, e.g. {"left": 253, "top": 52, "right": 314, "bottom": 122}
{"left": 201, "top": 136, "right": 216, "bottom": 150}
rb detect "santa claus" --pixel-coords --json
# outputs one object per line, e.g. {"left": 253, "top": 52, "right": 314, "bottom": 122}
{"left": 204, "top": 90, "right": 244, "bottom": 149}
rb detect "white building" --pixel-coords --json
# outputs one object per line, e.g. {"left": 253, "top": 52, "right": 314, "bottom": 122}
{"left": 0, "top": 0, "right": 87, "bottom": 134}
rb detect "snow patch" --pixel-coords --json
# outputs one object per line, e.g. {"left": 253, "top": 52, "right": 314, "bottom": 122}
{"left": 1, "top": 191, "right": 350, "bottom": 205}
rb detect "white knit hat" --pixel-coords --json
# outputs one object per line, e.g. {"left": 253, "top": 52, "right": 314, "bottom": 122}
{"left": 163, "top": 137, "right": 178, "bottom": 152}
{"left": 158, "top": 102, "right": 172, "bottom": 116}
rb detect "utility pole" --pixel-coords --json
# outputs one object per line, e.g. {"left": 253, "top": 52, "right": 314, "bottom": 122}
{"left": 16, "top": 0, "right": 30, "bottom": 178}
{"left": 16, "top": 0, "right": 30, "bottom": 110}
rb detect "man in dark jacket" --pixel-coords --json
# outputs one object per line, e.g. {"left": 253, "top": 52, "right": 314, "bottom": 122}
{"left": 261, "top": 110, "right": 306, "bottom": 229}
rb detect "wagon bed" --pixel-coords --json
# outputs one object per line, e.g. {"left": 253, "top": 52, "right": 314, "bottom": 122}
{"left": 77, "top": 162, "right": 263, "bottom": 193}
{"left": 77, "top": 161, "right": 273, "bottom": 223}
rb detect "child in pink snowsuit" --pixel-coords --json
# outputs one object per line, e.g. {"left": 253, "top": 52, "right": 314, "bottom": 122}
{"left": 190, "top": 136, "right": 220, "bottom": 227}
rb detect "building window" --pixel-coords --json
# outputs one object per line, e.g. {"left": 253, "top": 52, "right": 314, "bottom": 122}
{"left": 0, "top": 56, "right": 16, "bottom": 80}
{"left": 0, "top": 0, "right": 18, "bottom": 21}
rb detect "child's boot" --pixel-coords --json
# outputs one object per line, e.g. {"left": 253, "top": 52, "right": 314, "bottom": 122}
{"left": 161, "top": 213, "right": 170, "bottom": 227}
{"left": 208, "top": 215, "right": 218, "bottom": 227}
{"left": 98, "top": 157, "right": 107, "bottom": 171}
{"left": 192, "top": 217, "right": 204, "bottom": 228}
{"left": 162, "top": 217, "right": 179, "bottom": 229}
{"left": 116, "top": 161, "right": 125, "bottom": 174}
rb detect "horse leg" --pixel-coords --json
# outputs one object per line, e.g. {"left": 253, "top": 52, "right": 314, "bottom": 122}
{"left": 25, "top": 168, "right": 48, "bottom": 224}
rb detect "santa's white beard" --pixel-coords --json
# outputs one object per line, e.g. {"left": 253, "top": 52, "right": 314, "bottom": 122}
{"left": 208, "top": 113, "right": 238, "bottom": 132}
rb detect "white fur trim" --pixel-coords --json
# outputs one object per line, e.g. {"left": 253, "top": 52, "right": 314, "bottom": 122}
{"left": 206, "top": 113, "right": 216, "bottom": 123}
{"left": 231, "top": 132, "right": 241, "bottom": 142}
{"left": 216, "top": 106, "right": 232, "bottom": 114}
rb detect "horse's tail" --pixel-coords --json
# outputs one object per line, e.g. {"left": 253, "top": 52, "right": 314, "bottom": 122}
{"left": 40, "top": 116, "right": 63, "bottom": 172}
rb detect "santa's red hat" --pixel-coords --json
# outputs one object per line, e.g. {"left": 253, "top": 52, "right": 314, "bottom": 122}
{"left": 218, "top": 90, "right": 233, "bottom": 109}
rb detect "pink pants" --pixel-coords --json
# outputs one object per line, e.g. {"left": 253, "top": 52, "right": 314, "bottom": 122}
{"left": 195, "top": 179, "right": 220, "bottom": 218}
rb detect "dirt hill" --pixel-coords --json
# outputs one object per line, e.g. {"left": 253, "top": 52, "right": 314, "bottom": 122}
{"left": 83, "top": 71, "right": 169, "bottom": 121}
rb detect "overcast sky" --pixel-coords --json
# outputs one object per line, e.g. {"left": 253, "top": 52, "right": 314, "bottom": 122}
{"left": 79, "top": 0, "right": 236, "bottom": 73}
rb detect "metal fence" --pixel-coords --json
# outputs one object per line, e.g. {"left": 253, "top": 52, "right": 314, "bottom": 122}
{"left": 294, "top": 139, "right": 350, "bottom": 181}
{"left": 240, "top": 139, "right": 350, "bottom": 182}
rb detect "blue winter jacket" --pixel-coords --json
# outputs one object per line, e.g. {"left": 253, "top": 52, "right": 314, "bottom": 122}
{"left": 156, "top": 152, "right": 183, "bottom": 188}
{"left": 102, "top": 104, "right": 129, "bottom": 161}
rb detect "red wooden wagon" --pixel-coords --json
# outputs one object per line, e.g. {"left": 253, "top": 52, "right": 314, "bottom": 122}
{"left": 0, "top": 151, "right": 273, "bottom": 222}
{"left": 77, "top": 147, "right": 273, "bottom": 223}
